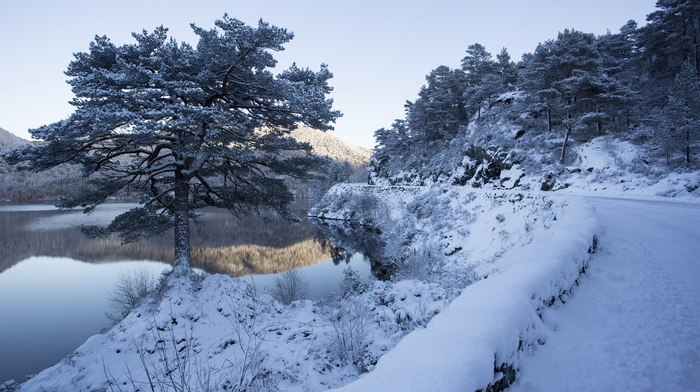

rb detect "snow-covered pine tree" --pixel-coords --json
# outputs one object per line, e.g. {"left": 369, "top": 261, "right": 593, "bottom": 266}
{"left": 403, "top": 65, "right": 468, "bottom": 159}
{"left": 666, "top": 62, "right": 700, "bottom": 163}
{"left": 519, "top": 29, "right": 605, "bottom": 163}
{"left": 461, "top": 43, "right": 498, "bottom": 119}
{"left": 640, "top": 0, "right": 700, "bottom": 100}
{"left": 3, "top": 15, "right": 340, "bottom": 274}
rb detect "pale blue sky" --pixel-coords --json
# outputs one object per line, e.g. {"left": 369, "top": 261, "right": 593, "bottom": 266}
{"left": 0, "top": 0, "right": 657, "bottom": 148}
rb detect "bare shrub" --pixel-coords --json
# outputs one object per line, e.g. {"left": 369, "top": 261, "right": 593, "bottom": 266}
{"left": 270, "top": 269, "right": 309, "bottom": 305}
{"left": 328, "top": 297, "right": 372, "bottom": 370}
{"left": 339, "top": 268, "right": 369, "bottom": 298}
{"left": 221, "top": 296, "right": 279, "bottom": 391}
{"left": 105, "top": 297, "right": 278, "bottom": 392}
{"left": 108, "top": 266, "right": 157, "bottom": 318}
{"left": 104, "top": 319, "right": 221, "bottom": 392}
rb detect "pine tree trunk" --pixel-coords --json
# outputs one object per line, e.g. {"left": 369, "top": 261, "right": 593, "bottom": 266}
{"left": 686, "top": 127, "right": 691, "bottom": 164}
{"left": 547, "top": 107, "right": 552, "bottom": 132}
{"left": 173, "top": 176, "right": 192, "bottom": 274}
{"left": 560, "top": 124, "right": 572, "bottom": 164}
{"left": 693, "top": 14, "right": 700, "bottom": 75}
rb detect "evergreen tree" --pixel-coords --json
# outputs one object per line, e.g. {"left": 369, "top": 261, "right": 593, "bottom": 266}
{"left": 639, "top": 0, "right": 700, "bottom": 106}
{"left": 666, "top": 62, "right": 700, "bottom": 163}
{"left": 372, "top": 119, "right": 409, "bottom": 177}
{"left": 496, "top": 47, "right": 518, "bottom": 88}
{"left": 461, "top": 43, "right": 496, "bottom": 86}
{"left": 596, "top": 21, "right": 641, "bottom": 131}
{"left": 407, "top": 66, "right": 468, "bottom": 152}
{"left": 461, "top": 43, "right": 498, "bottom": 118}
{"left": 519, "top": 29, "right": 615, "bottom": 162}
{"left": 4, "top": 16, "right": 340, "bottom": 273}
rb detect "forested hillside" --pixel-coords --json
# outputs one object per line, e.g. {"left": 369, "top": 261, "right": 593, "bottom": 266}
{"left": 371, "top": 1, "right": 700, "bottom": 195}
{"left": 0, "top": 127, "right": 90, "bottom": 201}
{"left": 0, "top": 127, "right": 26, "bottom": 153}
{"left": 0, "top": 126, "right": 370, "bottom": 202}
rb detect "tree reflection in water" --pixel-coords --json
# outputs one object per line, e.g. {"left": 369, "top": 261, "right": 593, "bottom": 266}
{"left": 0, "top": 202, "right": 348, "bottom": 277}
{"left": 311, "top": 218, "right": 397, "bottom": 280}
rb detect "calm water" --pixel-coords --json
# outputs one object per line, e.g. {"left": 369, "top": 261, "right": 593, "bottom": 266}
{"left": 0, "top": 203, "right": 371, "bottom": 384}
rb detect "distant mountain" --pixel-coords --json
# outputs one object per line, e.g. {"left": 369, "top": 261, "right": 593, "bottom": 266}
{"left": 0, "top": 125, "right": 373, "bottom": 202}
{"left": 291, "top": 126, "right": 372, "bottom": 166}
{"left": 0, "top": 127, "right": 28, "bottom": 152}
{"left": 0, "top": 127, "right": 30, "bottom": 175}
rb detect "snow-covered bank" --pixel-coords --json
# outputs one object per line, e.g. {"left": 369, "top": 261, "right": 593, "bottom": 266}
{"left": 13, "top": 185, "right": 597, "bottom": 392}
{"left": 318, "top": 186, "right": 598, "bottom": 392}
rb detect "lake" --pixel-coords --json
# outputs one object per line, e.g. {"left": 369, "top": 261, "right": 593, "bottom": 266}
{"left": 0, "top": 202, "right": 371, "bottom": 385}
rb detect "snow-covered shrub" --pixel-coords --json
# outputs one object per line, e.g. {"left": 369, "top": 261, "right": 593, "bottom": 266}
{"left": 0, "top": 380, "right": 18, "bottom": 392}
{"left": 368, "top": 280, "right": 449, "bottom": 336}
{"left": 340, "top": 268, "right": 370, "bottom": 298}
{"left": 270, "top": 269, "right": 309, "bottom": 305}
{"left": 108, "top": 321, "right": 223, "bottom": 392}
{"left": 107, "top": 265, "right": 158, "bottom": 320}
{"left": 327, "top": 297, "right": 374, "bottom": 371}
{"left": 219, "top": 296, "right": 279, "bottom": 392}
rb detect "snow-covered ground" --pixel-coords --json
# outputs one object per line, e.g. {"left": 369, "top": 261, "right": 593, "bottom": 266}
{"left": 5, "top": 183, "right": 699, "bottom": 392}
{"left": 518, "top": 136, "right": 700, "bottom": 203}
{"left": 328, "top": 192, "right": 598, "bottom": 392}
{"left": 508, "top": 197, "right": 700, "bottom": 392}
{"left": 8, "top": 185, "right": 597, "bottom": 392}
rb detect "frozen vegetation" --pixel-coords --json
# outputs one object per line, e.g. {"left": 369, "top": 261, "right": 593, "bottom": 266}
{"left": 6, "top": 184, "right": 598, "bottom": 392}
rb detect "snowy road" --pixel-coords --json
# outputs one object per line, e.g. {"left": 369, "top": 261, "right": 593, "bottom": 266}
{"left": 509, "top": 197, "right": 700, "bottom": 392}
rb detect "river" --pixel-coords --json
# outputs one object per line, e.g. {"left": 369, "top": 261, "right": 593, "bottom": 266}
{"left": 0, "top": 202, "right": 371, "bottom": 385}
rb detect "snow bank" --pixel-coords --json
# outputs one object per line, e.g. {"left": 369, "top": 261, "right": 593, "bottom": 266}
{"left": 326, "top": 191, "right": 598, "bottom": 392}
{"left": 523, "top": 136, "right": 700, "bottom": 203}
{"left": 308, "top": 183, "right": 425, "bottom": 224}
{"left": 17, "top": 184, "right": 597, "bottom": 392}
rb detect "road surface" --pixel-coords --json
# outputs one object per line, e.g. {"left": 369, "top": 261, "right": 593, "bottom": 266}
{"left": 509, "top": 197, "right": 700, "bottom": 391}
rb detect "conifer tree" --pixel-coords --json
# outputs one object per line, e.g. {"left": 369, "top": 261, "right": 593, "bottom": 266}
{"left": 4, "top": 16, "right": 340, "bottom": 273}
{"left": 641, "top": 0, "right": 700, "bottom": 83}
{"left": 462, "top": 44, "right": 498, "bottom": 118}
{"left": 406, "top": 66, "right": 468, "bottom": 153}
{"left": 666, "top": 62, "right": 700, "bottom": 163}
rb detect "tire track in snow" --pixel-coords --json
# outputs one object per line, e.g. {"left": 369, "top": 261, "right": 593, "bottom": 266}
{"left": 509, "top": 197, "right": 700, "bottom": 392}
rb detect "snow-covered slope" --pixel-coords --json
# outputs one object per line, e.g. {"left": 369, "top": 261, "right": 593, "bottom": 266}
{"left": 520, "top": 136, "right": 700, "bottom": 202}
{"left": 369, "top": 94, "right": 700, "bottom": 203}
{"left": 0, "top": 127, "right": 29, "bottom": 174}
{"left": 11, "top": 185, "right": 598, "bottom": 392}
{"left": 291, "top": 125, "right": 372, "bottom": 167}
{"left": 0, "top": 127, "right": 27, "bottom": 151}
{"left": 323, "top": 188, "right": 598, "bottom": 392}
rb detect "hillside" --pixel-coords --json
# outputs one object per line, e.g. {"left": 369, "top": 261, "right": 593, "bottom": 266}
{"left": 291, "top": 125, "right": 372, "bottom": 167}
{"left": 0, "top": 128, "right": 29, "bottom": 174}
{"left": 370, "top": 93, "right": 700, "bottom": 201}
{"left": 0, "top": 126, "right": 371, "bottom": 202}
{"left": 370, "top": 2, "right": 700, "bottom": 202}
{"left": 0, "top": 127, "right": 26, "bottom": 151}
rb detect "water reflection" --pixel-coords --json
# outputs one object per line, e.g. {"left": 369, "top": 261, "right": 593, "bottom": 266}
{"left": 0, "top": 202, "right": 374, "bottom": 384}
{"left": 0, "top": 202, "right": 344, "bottom": 276}
{"left": 311, "top": 218, "right": 397, "bottom": 279}
{"left": 0, "top": 257, "right": 170, "bottom": 384}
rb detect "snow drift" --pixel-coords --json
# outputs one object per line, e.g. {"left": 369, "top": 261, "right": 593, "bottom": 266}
{"left": 313, "top": 185, "right": 599, "bottom": 392}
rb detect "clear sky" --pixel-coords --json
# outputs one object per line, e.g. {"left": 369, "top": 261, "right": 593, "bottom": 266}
{"left": 0, "top": 0, "right": 658, "bottom": 148}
